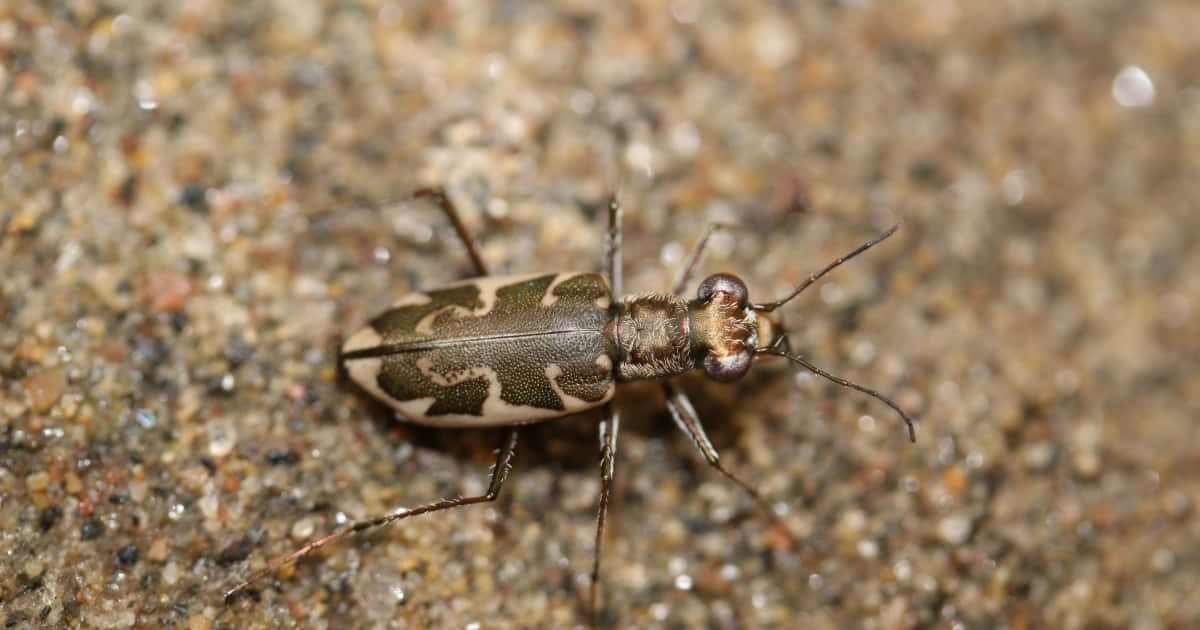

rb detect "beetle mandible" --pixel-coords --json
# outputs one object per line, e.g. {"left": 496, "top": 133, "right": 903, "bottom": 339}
{"left": 225, "top": 187, "right": 917, "bottom": 616}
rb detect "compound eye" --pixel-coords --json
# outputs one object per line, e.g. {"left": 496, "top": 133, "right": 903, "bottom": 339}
{"left": 703, "top": 350, "right": 753, "bottom": 382}
{"left": 697, "top": 273, "right": 748, "bottom": 305}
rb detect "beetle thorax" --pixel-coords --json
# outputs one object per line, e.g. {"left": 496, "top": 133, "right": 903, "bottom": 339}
{"left": 610, "top": 293, "right": 693, "bottom": 381}
{"left": 608, "top": 284, "right": 761, "bottom": 383}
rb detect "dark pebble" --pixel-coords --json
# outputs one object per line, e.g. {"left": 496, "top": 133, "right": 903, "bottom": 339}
{"left": 179, "top": 184, "right": 209, "bottom": 212}
{"left": 216, "top": 536, "right": 255, "bottom": 566}
{"left": 265, "top": 448, "right": 300, "bottom": 465}
{"left": 117, "top": 544, "right": 140, "bottom": 566}
{"left": 39, "top": 506, "right": 62, "bottom": 531}
{"left": 80, "top": 518, "right": 103, "bottom": 541}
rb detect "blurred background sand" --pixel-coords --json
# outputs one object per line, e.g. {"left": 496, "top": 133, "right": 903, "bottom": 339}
{"left": 2, "top": 1, "right": 1197, "bottom": 628}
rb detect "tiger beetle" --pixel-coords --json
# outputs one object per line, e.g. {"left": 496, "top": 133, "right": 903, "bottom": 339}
{"left": 225, "top": 187, "right": 916, "bottom": 618}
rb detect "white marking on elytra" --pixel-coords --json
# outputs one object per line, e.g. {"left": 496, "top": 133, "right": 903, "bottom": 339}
{"left": 394, "top": 359, "right": 612, "bottom": 427}
{"left": 410, "top": 272, "right": 554, "bottom": 335}
{"left": 413, "top": 305, "right": 473, "bottom": 336}
{"left": 540, "top": 272, "right": 613, "bottom": 311}
{"left": 415, "top": 357, "right": 486, "bottom": 388}
{"left": 543, "top": 363, "right": 595, "bottom": 413}
{"left": 540, "top": 273, "right": 575, "bottom": 308}
{"left": 452, "top": 272, "right": 555, "bottom": 312}
{"left": 342, "top": 343, "right": 391, "bottom": 418}
{"left": 389, "top": 292, "right": 432, "bottom": 309}
{"left": 342, "top": 327, "right": 400, "bottom": 418}
{"left": 594, "top": 354, "right": 616, "bottom": 400}
{"left": 343, "top": 326, "right": 384, "bottom": 354}
{"left": 413, "top": 272, "right": 602, "bottom": 335}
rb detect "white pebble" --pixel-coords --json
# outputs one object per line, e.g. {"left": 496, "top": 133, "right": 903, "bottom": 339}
{"left": 937, "top": 514, "right": 973, "bottom": 545}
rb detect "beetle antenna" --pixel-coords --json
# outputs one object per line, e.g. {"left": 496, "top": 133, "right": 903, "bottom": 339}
{"left": 752, "top": 222, "right": 902, "bottom": 313}
{"left": 756, "top": 341, "right": 916, "bottom": 442}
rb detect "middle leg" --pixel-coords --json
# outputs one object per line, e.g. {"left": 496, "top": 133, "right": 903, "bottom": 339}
{"left": 590, "top": 194, "right": 624, "bottom": 620}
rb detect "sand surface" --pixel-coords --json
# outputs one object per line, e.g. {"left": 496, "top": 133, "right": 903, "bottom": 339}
{"left": 2, "top": 2, "right": 1197, "bottom": 628}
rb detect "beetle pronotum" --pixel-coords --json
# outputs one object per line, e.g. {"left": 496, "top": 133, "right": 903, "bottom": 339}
{"left": 225, "top": 188, "right": 916, "bottom": 618}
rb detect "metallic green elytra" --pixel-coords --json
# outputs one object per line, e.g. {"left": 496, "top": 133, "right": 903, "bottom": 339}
{"left": 342, "top": 272, "right": 618, "bottom": 426}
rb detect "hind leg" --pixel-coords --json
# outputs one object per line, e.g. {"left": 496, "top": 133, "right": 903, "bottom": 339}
{"left": 226, "top": 428, "right": 520, "bottom": 601}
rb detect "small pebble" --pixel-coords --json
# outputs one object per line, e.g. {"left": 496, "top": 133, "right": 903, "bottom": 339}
{"left": 937, "top": 514, "right": 974, "bottom": 545}
{"left": 39, "top": 506, "right": 62, "bottom": 530}
{"left": 1022, "top": 441, "right": 1056, "bottom": 472}
{"left": 188, "top": 613, "right": 213, "bottom": 630}
{"left": 80, "top": 518, "right": 104, "bottom": 541}
{"left": 24, "top": 559, "right": 45, "bottom": 579}
{"left": 941, "top": 466, "right": 968, "bottom": 496}
{"left": 128, "top": 480, "right": 149, "bottom": 503}
{"left": 117, "top": 544, "right": 140, "bottom": 565}
{"left": 291, "top": 516, "right": 315, "bottom": 540}
{"left": 141, "top": 270, "right": 193, "bottom": 313}
{"left": 207, "top": 419, "right": 237, "bottom": 458}
{"left": 134, "top": 408, "right": 157, "bottom": 429}
{"left": 22, "top": 366, "right": 67, "bottom": 414}
{"left": 25, "top": 471, "right": 52, "bottom": 492}
{"left": 1072, "top": 448, "right": 1101, "bottom": 480}
{"left": 162, "top": 562, "right": 181, "bottom": 585}
{"left": 1161, "top": 491, "right": 1189, "bottom": 520}
{"left": 1150, "top": 548, "right": 1175, "bottom": 574}
{"left": 147, "top": 538, "right": 169, "bottom": 562}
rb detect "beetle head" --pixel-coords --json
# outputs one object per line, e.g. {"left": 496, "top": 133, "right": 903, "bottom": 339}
{"left": 689, "top": 273, "right": 758, "bottom": 382}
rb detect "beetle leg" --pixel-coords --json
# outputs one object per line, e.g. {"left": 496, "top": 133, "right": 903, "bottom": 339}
{"left": 413, "top": 187, "right": 489, "bottom": 277}
{"left": 0, "top": 211, "right": 12, "bottom": 248}
{"left": 589, "top": 403, "right": 620, "bottom": 623}
{"left": 224, "top": 428, "right": 519, "bottom": 602}
{"left": 670, "top": 222, "right": 751, "bottom": 295}
{"left": 588, "top": 198, "right": 623, "bottom": 623}
{"left": 662, "top": 382, "right": 795, "bottom": 546}
{"left": 603, "top": 195, "right": 623, "bottom": 297}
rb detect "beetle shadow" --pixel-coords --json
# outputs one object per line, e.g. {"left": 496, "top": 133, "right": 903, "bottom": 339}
{"left": 331, "top": 360, "right": 786, "bottom": 497}
{"left": 336, "top": 372, "right": 609, "bottom": 476}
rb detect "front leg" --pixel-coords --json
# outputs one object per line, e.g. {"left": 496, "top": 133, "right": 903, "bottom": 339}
{"left": 603, "top": 195, "right": 623, "bottom": 296}
{"left": 671, "top": 222, "right": 750, "bottom": 295}
{"left": 662, "top": 382, "right": 794, "bottom": 545}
